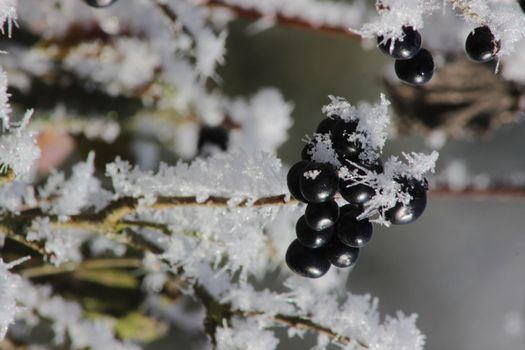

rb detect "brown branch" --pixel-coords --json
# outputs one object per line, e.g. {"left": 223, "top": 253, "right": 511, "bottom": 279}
{"left": 206, "top": 0, "right": 361, "bottom": 39}
{"left": 429, "top": 186, "right": 525, "bottom": 200}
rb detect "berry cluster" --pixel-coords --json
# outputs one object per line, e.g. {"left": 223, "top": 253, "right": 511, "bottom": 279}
{"left": 379, "top": 25, "right": 500, "bottom": 86}
{"left": 377, "top": 26, "right": 434, "bottom": 86}
{"left": 83, "top": 0, "right": 119, "bottom": 8}
{"left": 285, "top": 114, "right": 429, "bottom": 278}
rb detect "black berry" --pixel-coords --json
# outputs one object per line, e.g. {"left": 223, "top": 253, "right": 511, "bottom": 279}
{"left": 287, "top": 161, "right": 311, "bottom": 202}
{"left": 299, "top": 162, "right": 339, "bottom": 203}
{"left": 286, "top": 240, "right": 331, "bottom": 278}
{"left": 465, "top": 26, "right": 500, "bottom": 63}
{"left": 323, "top": 238, "right": 360, "bottom": 268}
{"left": 340, "top": 182, "right": 375, "bottom": 206}
{"left": 377, "top": 26, "right": 422, "bottom": 60}
{"left": 198, "top": 126, "right": 229, "bottom": 153}
{"left": 304, "top": 200, "right": 340, "bottom": 231}
{"left": 520, "top": 0, "right": 525, "bottom": 13}
{"left": 296, "top": 216, "right": 334, "bottom": 248}
{"left": 337, "top": 214, "right": 373, "bottom": 248}
{"left": 316, "top": 117, "right": 339, "bottom": 135}
{"left": 84, "top": 0, "right": 119, "bottom": 7}
{"left": 332, "top": 119, "right": 362, "bottom": 159}
{"left": 385, "top": 178, "right": 427, "bottom": 225}
{"left": 395, "top": 48, "right": 434, "bottom": 86}
{"left": 301, "top": 141, "right": 314, "bottom": 161}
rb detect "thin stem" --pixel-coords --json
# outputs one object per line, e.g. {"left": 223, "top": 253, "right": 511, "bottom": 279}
{"left": 20, "top": 258, "right": 143, "bottom": 278}
{"left": 205, "top": 0, "right": 361, "bottom": 38}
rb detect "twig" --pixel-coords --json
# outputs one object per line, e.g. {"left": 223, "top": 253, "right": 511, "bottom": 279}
{"left": 429, "top": 186, "right": 525, "bottom": 200}
{"left": 20, "top": 258, "right": 143, "bottom": 278}
{"left": 206, "top": 0, "right": 361, "bottom": 38}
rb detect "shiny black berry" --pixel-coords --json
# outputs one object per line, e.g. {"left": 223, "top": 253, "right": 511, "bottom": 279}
{"left": 340, "top": 182, "right": 375, "bottom": 205}
{"left": 316, "top": 117, "right": 339, "bottom": 135}
{"left": 287, "top": 161, "right": 311, "bottom": 202}
{"left": 323, "top": 238, "right": 360, "bottom": 268}
{"left": 84, "top": 0, "right": 119, "bottom": 7}
{"left": 377, "top": 26, "right": 422, "bottom": 60}
{"left": 332, "top": 119, "right": 362, "bottom": 159}
{"left": 395, "top": 48, "right": 434, "bottom": 86}
{"left": 299, "top": 163, "right": 339, "bottom": 203}
{"left": 304, "top": 200, "right": 340, "bottom": 231}
{"left": 520, "top": 0, "right": 525, "bottom": 12}
{"left": 198, "top": 126, "right": 229, "bottom": 153}
{"left": 337, "top": 214, "right": 373, "bottom": 248}
{"left": 465, "top": 26, "right": 500, "bottom": 63}
{"left": 340, "top": 204, "right": 361, "bottom": 217}
{"left": 385, "top": 178, "right": 427, "bottom": 225}
{"left": 286, "top": 239, "right": 331, "bottom": 278}
{"left": 296, "top": 216, "right": 334, "bottom": 248}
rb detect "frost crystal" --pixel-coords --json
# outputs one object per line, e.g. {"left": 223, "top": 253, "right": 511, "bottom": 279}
{"left": 0, "top": 258, "right": 26, "bottom": 340}
{"left": 0, "top": 110, "right": 40, "bottom": 179}
{"left": 0, "top": 0, "right": 17, "bottom": 37}
{"left": 107, "top": 149, "right": 286, "bottom": 204}
{"left": 216, "top": 318, "right": 280, "bottom": 350}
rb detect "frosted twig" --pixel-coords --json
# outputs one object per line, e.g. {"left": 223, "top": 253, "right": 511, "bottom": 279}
{"left": 205, "top": 0, "right": 361, "bottom": 38}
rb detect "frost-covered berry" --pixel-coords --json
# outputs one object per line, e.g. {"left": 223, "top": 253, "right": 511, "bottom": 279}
{"left": 83, "top": 0, "right": 119, "bottom": 8}
{"left": 324, "top": 238, "right": 360, "bottom": 268}
{"left": 286, "top": 239, "right": 331, "bottom": 278}
{"left": 304, "top": 200, "right": 340, "bottom": 231}
{"left": 316, "top": 116, "right": 339, "bottom": 135}
{"left": 385, "top": 178, "right": 427, "bottom": 225}
{"left": 332, "top": 119, "right": 361, "bottom": 159}
{"left": 198, "top": 126, "right": 229, "bottom": 153}
{"left": 394, "top": 48, "right": 434, "bottom": 86}
{"left": 287, "top": 160, "right": 311, "bottom": 202}
{"left": 296, "top": 216, "right": 334, "bottom": 248}
{"left": 337, "top": 214, "right": 373, "bottom": 248}
{"left": 465, "top": 26, "right": 500, "bottom": 63}
{"left": 299, "top": 162, "right": 339, "bottom": 203}
{"left": 377, "top": 26, "right": 422, "bottom": 60}
{"left": 340, "top": 182, "right": 375, "bottom": 206}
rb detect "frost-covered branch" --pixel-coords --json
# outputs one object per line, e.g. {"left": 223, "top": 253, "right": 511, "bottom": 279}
{"left": 206, "top": 0, "right": 363, "bottom": 38}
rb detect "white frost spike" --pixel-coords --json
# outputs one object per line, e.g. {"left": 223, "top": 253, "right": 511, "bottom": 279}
{"left": 0, "top": 0, "right": 17, "bottom": 37}
{"left": 216, "top": 318, "right": 280, "bottom": 350}
{"left": 0, "top": 257, "right": 28, "bottom": 341}
{"left": 307, "top": 133, "right": 341, "bottom": 167}
{"left": 321, "top": 95, "right": 358, "bottom": 121}
{"left": 0, "top": 109, "right": 41, "bottom": 180}
{"left": 39, "top": 151, "right": 111, "bottom": 216}
{"left": 0, "top": 69, "right": 11, "bottom": 130}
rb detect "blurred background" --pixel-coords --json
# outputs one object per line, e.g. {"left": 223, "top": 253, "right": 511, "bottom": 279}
{"left": 3, "top": 4, "right": 525, "bottom": 350}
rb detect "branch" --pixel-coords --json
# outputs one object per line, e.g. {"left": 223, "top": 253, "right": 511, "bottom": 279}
{"left": 206, "top": 0, "right": 361, "bottom": 39}
{"left": 429, "top": 186, "right": 525, "bottom": 200}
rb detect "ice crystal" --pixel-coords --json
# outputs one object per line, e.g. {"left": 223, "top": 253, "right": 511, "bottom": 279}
{"left": 0, "top": 0, "right": 16, "bottom": 37}
{"left": 0, "top": 258, "right": 27, "bottom": 340}
{"left": 0, "top": 110, "right": 40, "bottom": 179}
